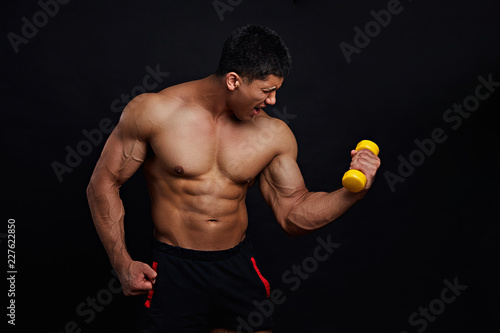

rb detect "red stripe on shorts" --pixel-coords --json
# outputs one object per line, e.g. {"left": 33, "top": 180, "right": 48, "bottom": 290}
{"left": 144, "top": 261, "right": 158, "bottom": 308}
{"left": 251, "top": 257, "right": 270, "bottom": 298}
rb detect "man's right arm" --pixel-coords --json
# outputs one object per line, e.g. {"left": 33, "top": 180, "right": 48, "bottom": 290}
{"left": 86, "top": 94, "right": 159, "bottom": 296}
{"left": 259, "top": 120, "right": 381, "bottom": 237}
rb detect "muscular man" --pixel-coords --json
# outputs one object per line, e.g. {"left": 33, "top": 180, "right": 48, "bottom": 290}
{"left": 87, "top": 25, "right": 380, "bottom": 333}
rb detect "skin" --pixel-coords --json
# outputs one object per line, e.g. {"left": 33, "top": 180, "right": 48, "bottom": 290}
{"left": 87, "top": 72, "right": 381, "bottom": 333}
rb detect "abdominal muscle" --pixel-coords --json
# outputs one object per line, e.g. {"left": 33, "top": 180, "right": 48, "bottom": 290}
{"left": 145, "top": 166, "right": 250, "bottom": 251}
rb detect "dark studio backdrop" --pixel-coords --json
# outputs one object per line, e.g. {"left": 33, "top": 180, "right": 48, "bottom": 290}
{"left": 2, "top": 0, "right": 499, "bottom": 332}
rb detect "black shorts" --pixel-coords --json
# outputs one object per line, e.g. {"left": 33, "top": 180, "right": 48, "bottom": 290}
{"left": 138, "top": 238, "right": 273, "bottom": 332}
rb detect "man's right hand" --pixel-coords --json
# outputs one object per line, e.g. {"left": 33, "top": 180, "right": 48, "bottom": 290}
{"left": 117, "top": 260, "right": 158, "bottom": 296}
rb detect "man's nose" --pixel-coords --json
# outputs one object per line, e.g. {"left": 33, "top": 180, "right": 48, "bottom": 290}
{"left": 265, "top": 91, "right": 276, "bottom": 105}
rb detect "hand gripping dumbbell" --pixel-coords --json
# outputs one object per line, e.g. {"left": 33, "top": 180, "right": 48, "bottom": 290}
{"left": 342, "top": 140, "right": 380, "bottom": 193}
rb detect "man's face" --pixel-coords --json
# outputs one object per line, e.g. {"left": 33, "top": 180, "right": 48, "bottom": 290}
{"left": 230, "top": 75, "right": 284, "bottom": 121}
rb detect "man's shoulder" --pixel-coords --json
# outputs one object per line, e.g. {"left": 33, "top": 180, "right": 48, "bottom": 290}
{"left": 122, "top": 89, "right": 185, "bottom": 121}
{"left": 253, "top": 112, "right": 297, "bottom": 156}
{"left": 254, "top": 112, "right": 295, "bottom": 137}
{"left": 129, "top": 89, "right": 182, "bottom": 113}
{"left": 118, "top": 91, "right": 182, "bottom": 140}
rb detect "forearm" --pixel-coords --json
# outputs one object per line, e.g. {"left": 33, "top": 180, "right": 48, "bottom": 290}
{"left": 86, "top": 179, "right": 132, "bottom": 272}
{"left": 284, "top": 187, "right": 365, "bottom": 236}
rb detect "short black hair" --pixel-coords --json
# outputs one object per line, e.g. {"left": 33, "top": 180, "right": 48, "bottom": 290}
{"left": 215, "top": 25, "right": 292, "bottom": 82}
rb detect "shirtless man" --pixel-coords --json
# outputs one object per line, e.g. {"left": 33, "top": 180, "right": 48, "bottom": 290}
{"left": 87, "top": 25, "right": 381, "bottom": 332}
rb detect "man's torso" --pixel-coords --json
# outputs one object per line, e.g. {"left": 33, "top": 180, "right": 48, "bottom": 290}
{"left": 141, "top": 82, "right": 286, "bottom": 250}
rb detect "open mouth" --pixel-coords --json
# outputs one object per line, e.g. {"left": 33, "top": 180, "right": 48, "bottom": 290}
{"left": 253, "top": 107, "right": 261, "bottom": 115}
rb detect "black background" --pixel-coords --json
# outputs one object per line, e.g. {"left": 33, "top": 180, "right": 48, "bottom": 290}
{"left": 2, "top": 0, "right": 499, "bottom": 332}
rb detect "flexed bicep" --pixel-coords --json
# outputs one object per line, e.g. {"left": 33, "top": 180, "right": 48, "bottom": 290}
{"left": 258, "top": 115, "right": 313, "bottom": 235}
{"left": 258, "top": 119, "right": 366, "bottom": 237}
{"left": 259, "top": 153, "right": 309, "bottom": 234}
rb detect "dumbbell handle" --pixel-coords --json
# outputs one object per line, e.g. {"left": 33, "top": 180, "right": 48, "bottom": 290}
{"left": 342, "top": 140, "right": 379, "bottom": 193}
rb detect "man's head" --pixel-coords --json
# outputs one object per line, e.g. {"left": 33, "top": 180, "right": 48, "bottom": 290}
{"left": 215, "top": 25, "right": 292, "bottom": 82}
{"left": 215, "top": 25, "right": 292, "bottom": 120}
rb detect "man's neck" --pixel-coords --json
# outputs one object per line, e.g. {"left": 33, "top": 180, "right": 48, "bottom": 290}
{"left": 196, "top": 75, "right": 234, "bottom": 121}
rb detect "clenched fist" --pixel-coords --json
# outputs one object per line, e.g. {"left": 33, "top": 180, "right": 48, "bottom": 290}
{"left": 349, "top": 148, "right": 381, "bottom": 191}
{"left": 117, "top": 261, "right": 157, "bottom": 296}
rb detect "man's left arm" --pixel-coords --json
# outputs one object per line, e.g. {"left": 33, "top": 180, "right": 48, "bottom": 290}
{"left": 259, "top": 124, "right": 381, "bottom": 237}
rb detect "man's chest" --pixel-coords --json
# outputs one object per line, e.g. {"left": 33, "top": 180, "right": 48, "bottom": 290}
{"left": 148, "top": 117, "right": 281, "bottom": 183}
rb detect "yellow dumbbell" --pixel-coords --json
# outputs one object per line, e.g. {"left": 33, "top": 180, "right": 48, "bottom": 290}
{"left": 342, "top": 140, "right": 380, "bottom": 193}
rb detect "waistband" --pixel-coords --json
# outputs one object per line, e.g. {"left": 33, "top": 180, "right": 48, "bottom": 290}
{"left": 151, "top": 237, "right": 251, "bottom": 261}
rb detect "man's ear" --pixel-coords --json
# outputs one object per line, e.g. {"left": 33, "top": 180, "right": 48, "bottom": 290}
{"left": 226, "top": 72, "right": 241, "bottom": 91}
